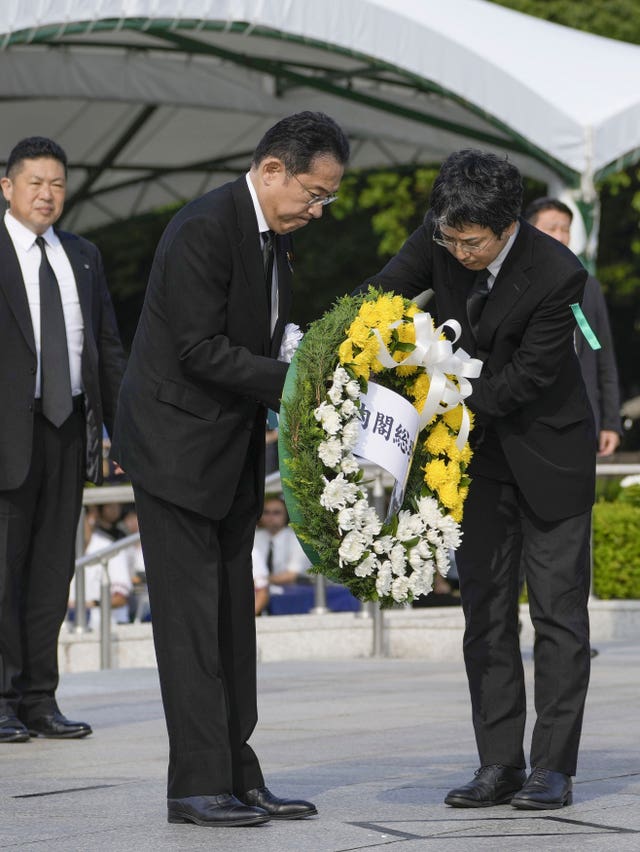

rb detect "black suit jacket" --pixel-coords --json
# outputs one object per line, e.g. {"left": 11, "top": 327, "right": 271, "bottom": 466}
{"left": 365, "top": 214, "right": 595, "bottom": 522}
{"left": 111, "top": 176, "right": 291, "bottom": 520}
{"left": 0, "top": 221, "right": 126, "bottom": 490}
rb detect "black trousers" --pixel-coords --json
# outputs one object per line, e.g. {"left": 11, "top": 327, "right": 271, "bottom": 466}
{"left": 0, "top": 409, "right": 85, "bottom": 719}
{"left": 456, "top": 473, "right": 591, "bottom": 776}
{"left": 133, "top": 450, "right": 264, "bottom": 799}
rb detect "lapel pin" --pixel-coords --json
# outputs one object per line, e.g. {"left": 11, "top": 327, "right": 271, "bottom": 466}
{"left": 286, "top": 251, "right": 294, "bottom": 274}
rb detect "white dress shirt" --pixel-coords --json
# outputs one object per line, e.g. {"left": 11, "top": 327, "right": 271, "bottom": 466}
{"left": 4, "top": 210, "right": 84, "bottom": 397}
{"left": 245, "top": 172, "right": 278, "bottom": 334}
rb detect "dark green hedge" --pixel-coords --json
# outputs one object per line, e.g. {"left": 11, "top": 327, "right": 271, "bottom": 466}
{"left": 593, "top": 501, "right": 640, "bottom": 599}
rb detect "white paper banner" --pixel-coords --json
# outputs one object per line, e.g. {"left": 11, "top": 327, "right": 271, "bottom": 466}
{"left": 354, "top": 383, "right": 419, "bottom": 486}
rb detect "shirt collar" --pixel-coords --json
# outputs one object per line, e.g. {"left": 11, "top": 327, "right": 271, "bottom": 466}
{"left": 245, "top": 172, "right": 270, "bottom": 235}
{"left": 4, "top": 210, "right": 58, "bottom": 251}
{"left": 487, "top": 221, "right": 520, "bottom": 281}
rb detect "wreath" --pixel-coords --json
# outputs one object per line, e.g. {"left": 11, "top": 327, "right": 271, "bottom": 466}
{"left": 278, "top": 288, "right": 482, "bottom": 607}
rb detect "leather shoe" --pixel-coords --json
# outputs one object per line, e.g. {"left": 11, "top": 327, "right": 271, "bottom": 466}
{"left": 25, "top": 712, "right": 92, "bottom": 739}
{"left": 240, "top": 786, "right": 318, "bottom": 819}
{"left": 445, "top": 764, "right": 526, "bottom": 807}
{"left": 0, "top": 715, "right": 30, "bottom": 743}
{"left": 511, "top": 767, "right": 572, "bottom": 810}
{"left": 167, "top": 794, "right": 270, "bottom": 826}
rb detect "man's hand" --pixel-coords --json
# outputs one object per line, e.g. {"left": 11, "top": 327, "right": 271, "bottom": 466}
{"left": 597, "top": 429, "right": 620, "bottom": 457}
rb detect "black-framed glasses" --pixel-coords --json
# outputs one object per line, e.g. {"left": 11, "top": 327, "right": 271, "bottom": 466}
{"left": 432, "top": 226, "right": 499, "bottom": 255}
{"left": 290, "top": 173, "right": 338, "bottom": 207}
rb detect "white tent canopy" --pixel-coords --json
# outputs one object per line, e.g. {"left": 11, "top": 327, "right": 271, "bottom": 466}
{"left": 2, "top": 0, "right": 640, "bottom": 254}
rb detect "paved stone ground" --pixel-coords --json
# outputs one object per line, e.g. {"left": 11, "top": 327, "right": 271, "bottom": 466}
{"left": 1, "top": 640, "right": 639, "bottom": 851}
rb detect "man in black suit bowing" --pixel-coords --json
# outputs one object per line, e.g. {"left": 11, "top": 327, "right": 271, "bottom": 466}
{"left": 111, "top": 112, "right": 349, "bottom": 827}
{"left": 365, "top": 150, "right": 595, "bottom": 809}
{"left": 0, "top": 137, "right": 126, "bottom": 742}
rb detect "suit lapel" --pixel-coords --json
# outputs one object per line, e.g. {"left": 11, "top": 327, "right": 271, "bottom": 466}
{"left": 476, "top": 221, "right": 533, "bottom": 349}
{"left": 0, "top": 221, "right": 37, "bottom": 353}
{"left": 231, "top": 177, "right": 271, "bottom": 352}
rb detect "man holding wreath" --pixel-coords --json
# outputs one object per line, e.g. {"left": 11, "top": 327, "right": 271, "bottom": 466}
{"left": 365, "top": 149, "right": 595, "bottom": 810}
{"left": 112, "top": 112, "right": 349, "bottom": 828}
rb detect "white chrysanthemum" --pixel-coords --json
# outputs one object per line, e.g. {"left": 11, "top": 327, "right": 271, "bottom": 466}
{"left": 341, "top": 419, "right": 361, "bottom": 450}
{"left": 416, "top": 495, "right": 443, "bottom": 527}
{"left": 396, "top": 510, "right": 425, "bottom": 541}
{"left": 373, "top": 535, "right": 394, "bottom": 555}
{"left": 327, "top": 384, "right": 343, "bottom": 406}
{"left": 375, "top": 562, "right": 393, "bottom": 597}
{"left": 409, "top": 564, "right": 435, "bottom": 596}
{"left": 340, "top": 455, "right": 360, "bottom": 476}
{"left": 408, "top": 547, "right": 426, "bottom": 570}
{"left": 361, "top": 511, "right": 382, "bottom": 539}
{"left": 416, "top": 539, "right": 434, "bottom": 560}
{"left": 320, "top": 474, "right": 359, "bottom": 511}
{"left": 391, "top": 575, "right": 411, "bottom": 602}
{"left": 389, "top": 542, "right": 407, "bottom": 575}
{"left": 340, "top": 398, "right": 358, "bottom": 418}
{"left": 438, "top": 515, "right": 462, "bottom": 549}
{"left": 333, "top": 366, "right": 351, "bottom": 387}
{"left": 314, "top": 401, "right": 342, "bottom": 436}
{"left": 318, "top": 437, "right": 343, "bottom": 468}
{"left": 345, "top": 379, "right": 360, "bottom": 399}
{"left": 354, "top": 553, "right": 378, "bottom": 578}
{"left": 339, "top": 530, "right": 368, "bottom": 565}
{"left": 337, "top": 507, "right": 356, "bottom": 532}
{"left": 435, "top": 546, "right": 450, "bottom": 573}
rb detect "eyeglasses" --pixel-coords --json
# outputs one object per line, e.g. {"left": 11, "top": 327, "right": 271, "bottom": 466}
{"left": 432, "top": 227, "right": 499, "bottom": 255}
{"left": 290, "top": 173, "right": 338, "bottom": 207}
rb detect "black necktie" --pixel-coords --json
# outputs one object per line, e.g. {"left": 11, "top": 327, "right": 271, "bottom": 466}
{"left": 266, "top": 539, "right": 274, "bottom": 575}
{"left": 262, "top": 230, "right": 274, "bottom": 299}
{"left": 466, "top": 269, "right": 491, "bottom": 339}
{"left": 36, "top": 236, "right": 73, "bottom": 426}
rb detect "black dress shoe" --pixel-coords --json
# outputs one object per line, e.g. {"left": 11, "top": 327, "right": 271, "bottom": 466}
{"left": 240, "top": 786, "right": 318, "bottom": 819}
{"left": 25, "top": 712, "right": 92, "bottom": 739}
{"left": 511, "top": 767, "right": 572, "bottom": 810}
{"left": 445, "top": 764, "right": 526, "bottom": 807}
{"left": 0, "top": 715, "right": 30, "bottom": 743}
{"left": 167, "top": 794, "right": 270, "bottom": 827}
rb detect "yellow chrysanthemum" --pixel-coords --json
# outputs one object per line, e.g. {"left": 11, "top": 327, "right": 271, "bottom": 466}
{"left": 443, "top": 405, "right": 474, "bottom": 432}
{"left": 396, "top": 365, "right": 419, "bottom": 377}
{"left": 338, "top": 339, "right": 354, "bottom": 365}
{"left": 347, "top": 316, "right": 373, "bottom": 349}
{"left": 424, "top": 421, "right": 451, "bottom": 456}
{"left": 438, "top": 481, "right": 461, "bottom": 511}
{"left": 408, "top": 373, "right": 431, "bottom": 413}
{"left": 447, "top": 441, "right": 473, "bottom": 466}
{"left": 423, "top": 458, "right": 448, "bottom": 491}
{"left": 405, "top": 303, "right": 419, "bottom": 318}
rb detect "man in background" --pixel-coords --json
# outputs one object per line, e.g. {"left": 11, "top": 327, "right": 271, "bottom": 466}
{"left": 0, "top": 136, "right": 126, "bottom": 743}
{"left": 525, "top": 197, "right": 621, "bottom": 456}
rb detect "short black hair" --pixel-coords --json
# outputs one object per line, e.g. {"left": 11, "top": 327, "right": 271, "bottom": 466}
{"left": 430, "top": 149, "right": 523, "bottom": 236}
{"left": 5, "top": 136, "right": 68, "bottom": 178}
{"left": 524, "top": 196, "right": 573, "bottom": 224}
{"left": 252, "top": 111, "right": 350, "bottom": 174}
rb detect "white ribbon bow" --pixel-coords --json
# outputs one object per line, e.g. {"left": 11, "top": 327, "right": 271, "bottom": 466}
{"left": 372, "top": 312, "right": 482, "bottom": 449}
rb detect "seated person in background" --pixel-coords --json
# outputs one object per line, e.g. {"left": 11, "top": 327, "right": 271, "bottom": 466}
{"left": 253, "top": 496, "right": 311, "bottom": 594}
{"left": 94, "top": 500, "right": 126, "bottom": 541}
{"left": 252, "top": 546, "right": 270, "bottom": 617}
{"left": 69, "top": 505, "right": 132, "bottom": 629}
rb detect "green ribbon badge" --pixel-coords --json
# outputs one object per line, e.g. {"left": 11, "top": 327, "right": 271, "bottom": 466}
{"left": 571, "top": 303, "right": 601, "bottom": 350}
